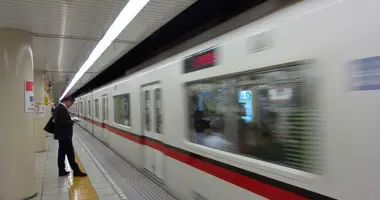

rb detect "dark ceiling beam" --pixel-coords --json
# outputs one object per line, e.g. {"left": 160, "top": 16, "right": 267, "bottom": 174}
{"left": 72, "top": 0, "right": 271, "bottom": 97}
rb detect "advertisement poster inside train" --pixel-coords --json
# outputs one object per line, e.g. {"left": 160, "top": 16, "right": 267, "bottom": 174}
{"left": 268, "top": 88, "right": 293, "bottom": 101}
{"left": 238, "top": 90, "right": 253, "bottom": 123}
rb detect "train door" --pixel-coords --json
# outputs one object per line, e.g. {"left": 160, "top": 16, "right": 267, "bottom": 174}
{"left": 141, "top": 84, "right": 164, "bottom": 180}
{"left": 102, "top": 95, "right": 109, "bottom": 143}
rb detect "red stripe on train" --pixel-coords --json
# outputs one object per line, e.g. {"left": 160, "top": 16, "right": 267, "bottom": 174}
{"left": 80, "top": 116, "right": 309, "bottom": 200}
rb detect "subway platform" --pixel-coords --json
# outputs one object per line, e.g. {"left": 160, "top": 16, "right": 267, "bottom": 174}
{"left": 33, "top": 124, "right": 175, "bottom": 200}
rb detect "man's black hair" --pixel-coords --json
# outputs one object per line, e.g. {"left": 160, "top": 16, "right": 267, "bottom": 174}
{"left": 61, "top": 96, "right": 74, "bottom": 102}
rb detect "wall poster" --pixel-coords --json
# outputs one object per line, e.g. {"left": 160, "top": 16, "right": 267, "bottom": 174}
{"left": 25, "top": 81, "right": 34, "bottom": 113}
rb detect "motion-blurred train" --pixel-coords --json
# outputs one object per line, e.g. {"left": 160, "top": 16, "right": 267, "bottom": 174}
{"left": 70, "top": 0, "right": 380, "bottom": 199}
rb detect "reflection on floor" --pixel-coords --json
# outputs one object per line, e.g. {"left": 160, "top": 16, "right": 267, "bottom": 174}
{"left": 67, "top": 152, "right": 98, "bottom": 200}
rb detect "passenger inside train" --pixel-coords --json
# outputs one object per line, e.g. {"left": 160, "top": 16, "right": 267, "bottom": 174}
{"left": 187, "top": 64, "right": 320, "bottom": 173}
{"left": 203, "top": 118, "right": 235, "bottom": 152}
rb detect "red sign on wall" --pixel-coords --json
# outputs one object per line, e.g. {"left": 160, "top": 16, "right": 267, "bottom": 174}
{"left": 25, "top": 81, "right": 34, "bottom": 113}
{"left": 25, "top": 81, "right": 33, "bottom": 91}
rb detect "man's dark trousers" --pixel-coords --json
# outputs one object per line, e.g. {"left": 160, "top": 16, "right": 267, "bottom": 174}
{"left": 58, "top": 139, "right": 80, "bottom": 173}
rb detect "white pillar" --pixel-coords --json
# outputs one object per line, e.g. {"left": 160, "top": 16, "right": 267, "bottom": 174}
{"left": 0, "top": 29, "right": 36, "bottom": 199}
{"left": 34, "top": 72, "right": 48, "bottom": 152}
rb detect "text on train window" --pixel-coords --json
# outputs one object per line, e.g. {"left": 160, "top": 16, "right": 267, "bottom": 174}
{"left": 187, "top": 63, "right": 322, "bottom": 173}
{"left": 114, "top": 94, "right": 131, "bottom": 127}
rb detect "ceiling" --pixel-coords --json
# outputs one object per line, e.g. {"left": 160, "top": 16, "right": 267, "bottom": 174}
{"left": 0, "top": 0, "right": 196, "bottom": 98}
{"left": 73, "top": 0, "right": 271, "bottom": 97}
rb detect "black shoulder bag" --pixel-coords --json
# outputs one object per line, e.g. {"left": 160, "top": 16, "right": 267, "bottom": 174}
{"left": 44, "top": 116, "right": 55, "bottom": 134}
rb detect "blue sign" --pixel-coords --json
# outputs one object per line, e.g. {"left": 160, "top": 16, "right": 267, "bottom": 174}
{"left": 349, "top": 56, "right": 380, "bottom": 91}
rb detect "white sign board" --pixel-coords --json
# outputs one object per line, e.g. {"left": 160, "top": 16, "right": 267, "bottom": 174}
{"left": 25, "top": 81, "right": 34, "bottom": 113}
{"left": 35, "top": 102, "right": 46, "bottom": 118}
{"left": 269, "top": 88, "right": 293, "bottom": 101}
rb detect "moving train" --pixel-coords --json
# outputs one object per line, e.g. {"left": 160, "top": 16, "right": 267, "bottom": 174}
{"left": 70, "top": 0, "right": 380, "bottom": 199}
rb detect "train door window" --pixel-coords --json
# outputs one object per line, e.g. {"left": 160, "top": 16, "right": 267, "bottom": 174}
{"left": 154, "top": 88, "right": 162, "bottom": 134}
{"left": 84, "top": 101, "right": 86, "bottom": 115}
{"left": 95, "top": 99, "right": 99, "bottom": 119}
{"left": 114, "top": 94, "right": 131, "bottom": 126}
{"left": 144, "top": 90, "right": 151, "bottom": 131}
{"left": 186, "top": 62, "right": 321, "bottom": 173}
{"left": 88, "top": 100, "right": 91, "bottom": 117}
{"left": 102, "top": 95, "right": 108, "bottom": 121}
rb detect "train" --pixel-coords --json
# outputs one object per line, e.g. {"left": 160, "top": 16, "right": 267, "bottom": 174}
{"left": 69, "top": 0, "right": 380, "bottom": 199}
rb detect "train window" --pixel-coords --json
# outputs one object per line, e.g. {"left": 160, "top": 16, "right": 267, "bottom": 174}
{"left": 187, "top": 63, "right": 322, "bottom": 173}
{"left": 154, "top": 88, "right": 162, "bottom": 134}
{"left": 144, "top": 90, "right": 151, "bottom": 131}
{"left": 95, "top": 99, "right": 99, "bottom": 119}
{"left": 88, "top": 100, "right": 91, "bottom": 117}
{"left": 114, "top": 94, "right": 131, "bottom": 127}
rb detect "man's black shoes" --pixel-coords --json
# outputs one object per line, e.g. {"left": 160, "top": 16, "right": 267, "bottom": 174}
{"left": 74, "top": 171, "right": 87, "bottom": 177}
{"left": 58, "top": 171, "right": 70, "bottom": 177}
{"left": 59, "top": 170, "right": 87, "bottom": 177}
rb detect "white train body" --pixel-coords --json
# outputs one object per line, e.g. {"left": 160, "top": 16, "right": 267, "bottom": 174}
{"left": 70, "top": 0, "right": 380, "bottom": 199}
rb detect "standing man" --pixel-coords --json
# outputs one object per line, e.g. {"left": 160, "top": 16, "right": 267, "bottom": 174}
{"left": 54, "top": 96, "right": 87, "bottom": 177}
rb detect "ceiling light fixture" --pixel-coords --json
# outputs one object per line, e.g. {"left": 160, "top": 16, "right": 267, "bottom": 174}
{"left": 60, "top": 0, "right": 150, "bottom": 100}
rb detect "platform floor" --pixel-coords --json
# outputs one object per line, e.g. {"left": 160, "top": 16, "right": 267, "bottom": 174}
{"left": 33, "top": 124, "right": 176, "bottom": 200}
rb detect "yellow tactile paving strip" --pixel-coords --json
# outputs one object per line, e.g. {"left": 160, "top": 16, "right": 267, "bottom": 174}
{"left": 65, "top": 152, "right": 99, "bottom": 200}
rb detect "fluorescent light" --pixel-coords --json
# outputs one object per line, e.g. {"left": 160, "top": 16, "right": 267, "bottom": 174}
{"left": 60, "top": 0, "right": 150, "bottom": 100}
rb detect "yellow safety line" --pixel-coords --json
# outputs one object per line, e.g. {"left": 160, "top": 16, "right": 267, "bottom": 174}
{"left": 66, "top": 152, "right": 99, "bottom": 200}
